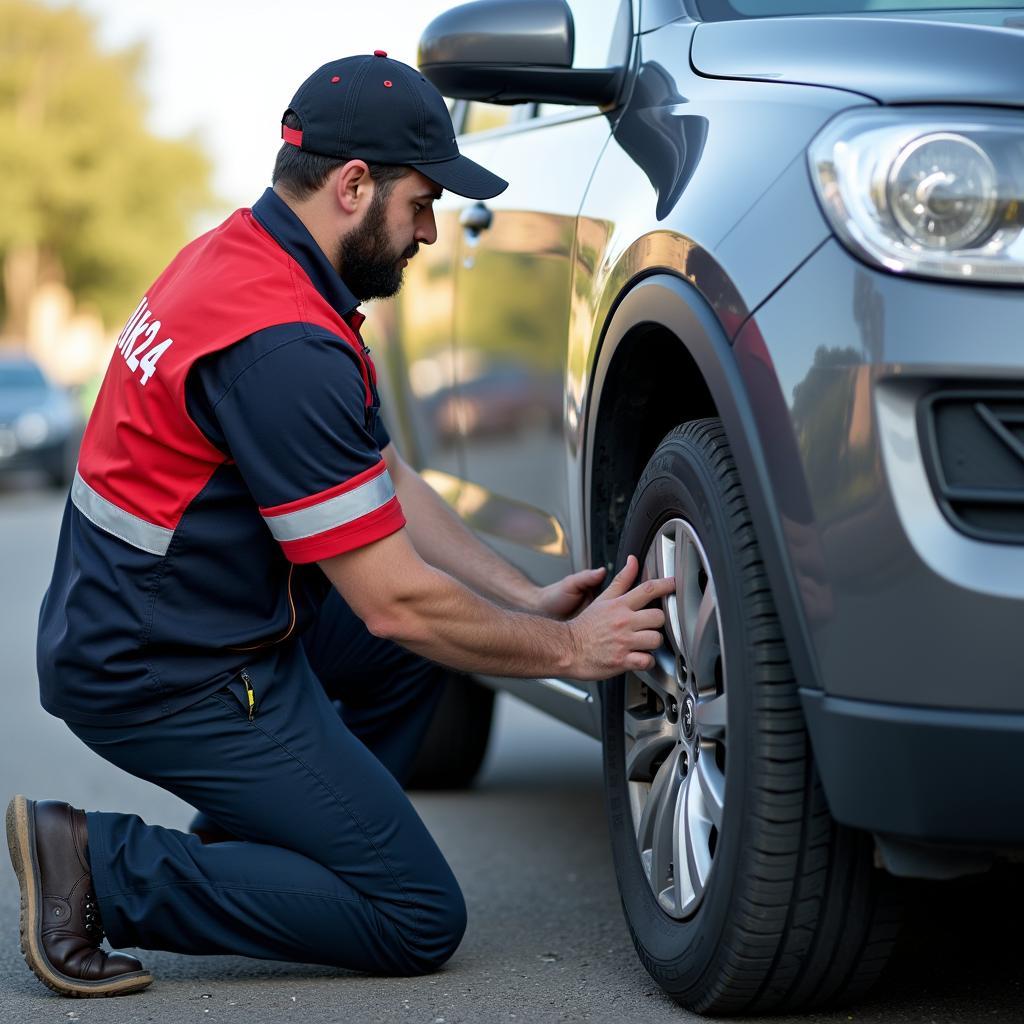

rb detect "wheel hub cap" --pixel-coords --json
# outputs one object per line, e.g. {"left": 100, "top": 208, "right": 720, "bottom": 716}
{"left": 682, "top": 695, "right": 695, "bottom": 739}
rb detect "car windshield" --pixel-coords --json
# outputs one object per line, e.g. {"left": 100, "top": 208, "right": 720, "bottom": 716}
{"left": 0, "top": 363, "right": 47, "bottom": 389}
{"left": 697, "top": 1, "right": 1024, "bottom": 18}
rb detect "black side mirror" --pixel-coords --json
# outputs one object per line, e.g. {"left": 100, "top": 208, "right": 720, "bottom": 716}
{"left": 418, "top": 0, "right": 623, "bottom": 107}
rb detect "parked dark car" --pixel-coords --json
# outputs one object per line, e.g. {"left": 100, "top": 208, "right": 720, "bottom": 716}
{"left": 375, "top": 0, "right": 1024, "bottom": 1014}
{"left": 0, "top": 355, "right": 82, "bottom": 488}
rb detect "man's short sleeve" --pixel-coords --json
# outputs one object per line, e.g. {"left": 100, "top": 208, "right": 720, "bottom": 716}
{"left": 373, "top": 411, "right": 391, "bottom": 451}
{"left": 208, "top": 331, "right": 405, "bottom": 563}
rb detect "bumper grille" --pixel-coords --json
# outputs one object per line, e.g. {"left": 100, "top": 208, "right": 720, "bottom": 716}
{"left": 922, "top": 389, "right": 1024, "bottom": 544}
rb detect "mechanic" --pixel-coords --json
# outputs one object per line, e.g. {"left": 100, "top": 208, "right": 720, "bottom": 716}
{"left": 7, "top": 53, "right": 673, "bottom": 997}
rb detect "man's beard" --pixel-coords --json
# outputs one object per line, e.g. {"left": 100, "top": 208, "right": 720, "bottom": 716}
{"left": 336, "top": 190, "right": 418, "bottom": 302}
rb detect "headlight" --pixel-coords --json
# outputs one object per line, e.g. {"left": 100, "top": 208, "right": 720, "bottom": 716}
{"left": 14, "top": 411, "right": 50, "bottom": 448}
{"left": 808, "top": 107, "right": 1024, "bottom": 284}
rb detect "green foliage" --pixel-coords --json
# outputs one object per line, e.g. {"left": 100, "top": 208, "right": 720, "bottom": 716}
{"left": 0, "top": 0, "right": 214, "bottom": 326}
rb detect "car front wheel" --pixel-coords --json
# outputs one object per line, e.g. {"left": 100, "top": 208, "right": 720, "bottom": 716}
{"left": 602, "top": 418, "right": 900, "bottom": 1015}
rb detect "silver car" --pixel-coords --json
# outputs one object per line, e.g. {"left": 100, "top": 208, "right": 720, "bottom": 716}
{"left": 377, "top": 0, "right": 1024, "bottom": 1014}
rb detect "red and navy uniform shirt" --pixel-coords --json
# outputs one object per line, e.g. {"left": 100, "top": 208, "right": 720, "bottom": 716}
{"left": 38, "top": 188, "right": 405, "bottom": 725}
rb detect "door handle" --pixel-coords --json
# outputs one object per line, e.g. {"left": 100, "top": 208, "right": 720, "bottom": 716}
{"left": 459, "top": 202, "right": 493, "bottom": 234}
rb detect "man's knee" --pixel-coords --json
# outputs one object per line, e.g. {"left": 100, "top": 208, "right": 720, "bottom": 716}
{"left": 396, "top": 883, "right": 467, "bottom": 975}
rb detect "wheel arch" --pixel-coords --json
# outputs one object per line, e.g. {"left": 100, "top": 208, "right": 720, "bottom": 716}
{"left": 584, "top": 272, "right": 821, "bottom": 694}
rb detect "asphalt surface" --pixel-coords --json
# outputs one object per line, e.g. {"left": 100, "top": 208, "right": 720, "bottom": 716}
{"left": 1, "top": 480, "right": 1023, "bottom": 1024}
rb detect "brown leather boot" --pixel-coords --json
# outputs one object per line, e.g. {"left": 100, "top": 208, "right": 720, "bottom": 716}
{"left": 5, "top": 795, "right": 153, "bottom": 996}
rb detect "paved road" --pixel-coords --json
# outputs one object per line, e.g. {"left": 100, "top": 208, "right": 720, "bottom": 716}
{"left": 1, "top": 482, "right": 1023, "bottom": 1024}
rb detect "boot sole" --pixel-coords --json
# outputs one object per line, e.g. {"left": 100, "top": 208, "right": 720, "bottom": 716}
{"left": 5, "top": 795, "right": 153, "bottom": 997}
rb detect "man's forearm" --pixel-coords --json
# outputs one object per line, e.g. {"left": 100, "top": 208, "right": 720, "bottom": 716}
{"left": 381, "top": 563, "right": 576, "bottom": 678}
{"left": 392, "top": 460, "right": 539, "bottom": 611}
{"left": 320, "top": 537, "right": 575, "bottom": 677}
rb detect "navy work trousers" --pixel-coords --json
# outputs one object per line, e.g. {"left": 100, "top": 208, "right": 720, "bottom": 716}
{"left": 65, "top": 590, "right": 463, "bottom": 974}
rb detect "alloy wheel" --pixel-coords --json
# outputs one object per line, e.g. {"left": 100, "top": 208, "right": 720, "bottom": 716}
{"left": 625, "top": 517, "right": 728, "bottom": 919}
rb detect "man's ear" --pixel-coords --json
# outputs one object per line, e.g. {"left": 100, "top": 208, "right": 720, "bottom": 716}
{"left": 333, "top": 159, "right": 371, "bottom": 215}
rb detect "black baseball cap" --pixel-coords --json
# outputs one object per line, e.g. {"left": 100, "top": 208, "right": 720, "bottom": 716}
{"left": 282, "top": 51, "right": 508, "bottom": 201}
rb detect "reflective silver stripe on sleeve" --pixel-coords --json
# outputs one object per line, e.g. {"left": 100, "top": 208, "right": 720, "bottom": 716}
{"left": 71, "top": 470, "right": 174, "bottom": 557}
{"left": 263, "top": 469, "right": 396, "bottom": 543}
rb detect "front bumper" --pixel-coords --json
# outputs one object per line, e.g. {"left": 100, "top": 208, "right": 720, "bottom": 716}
{"left": 801, "top": 689, "right": 1024, "bottom": 844}
{"left": 743, "top": 239, "right": 1024, "bottom": 843}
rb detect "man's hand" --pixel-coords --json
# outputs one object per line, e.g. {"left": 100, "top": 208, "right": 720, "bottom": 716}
{"left": 566, "top": 555, "right": 676, "bottom": 680}
{"left": 534, "top": 566, "right": 608, "bottom": 619}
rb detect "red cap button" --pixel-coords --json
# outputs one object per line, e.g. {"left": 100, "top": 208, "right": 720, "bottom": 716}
{"left": 374, "top": 49, "right": 388, "bottom": 57}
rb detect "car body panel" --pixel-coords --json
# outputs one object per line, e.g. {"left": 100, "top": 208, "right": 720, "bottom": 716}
{"left": 477, "top": 670, "right": 598, "bottom": 734}
{"left": 745, "top": 237, "right": 1024, "bottom": 712}
{"left": 365, "top": 204, "right": 466, "bottom": 484}
{"left": 691, "top": 12, "right": 1024, "bottom": 106}
{"left": 575, "top": 19, "right": 853, "bottom": 342}
{"left": 452, "top": 111, "right": 613, "bottom": 589}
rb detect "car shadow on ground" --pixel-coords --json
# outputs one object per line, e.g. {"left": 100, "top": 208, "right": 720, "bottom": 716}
{"left": 852, "top": 864, "right": 1024, "bottom": 1021}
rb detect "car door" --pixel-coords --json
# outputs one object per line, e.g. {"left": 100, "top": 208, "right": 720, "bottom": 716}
{"left": 448, "top": 0, "right": 634, "bottom": 589}
{"left": 360, "top": 102, "right": 470, "bottom": 483}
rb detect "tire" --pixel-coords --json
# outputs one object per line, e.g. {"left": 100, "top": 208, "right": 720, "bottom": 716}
{"left": 406, "top": 672, "right": 495, "bottom": 790}
{"left": 601, "top": 418, "right": 900, "bottom": 1015}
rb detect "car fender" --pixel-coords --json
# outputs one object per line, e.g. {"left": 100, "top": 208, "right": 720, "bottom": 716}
{"left": 584, "top": 271, "right": 822, "bottom": 695}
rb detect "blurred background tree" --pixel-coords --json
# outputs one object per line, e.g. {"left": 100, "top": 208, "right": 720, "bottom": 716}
{"left": 0, "top": 0, "right": 214, "bottom": 344}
